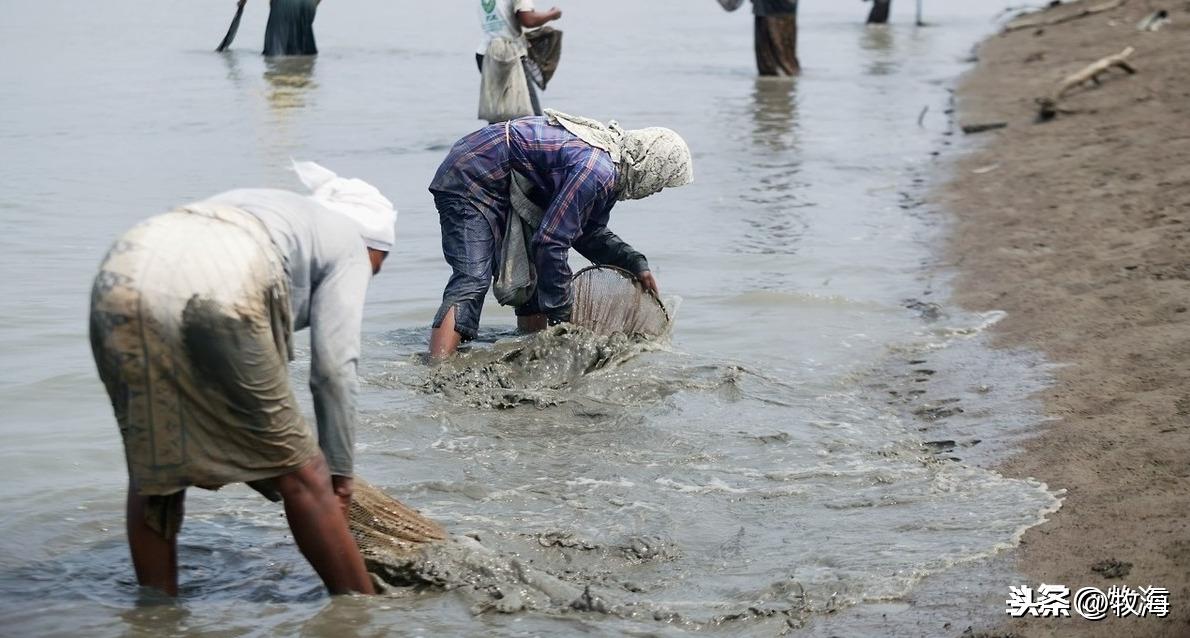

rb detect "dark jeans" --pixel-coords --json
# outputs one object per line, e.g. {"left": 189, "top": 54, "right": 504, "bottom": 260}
{"left": 433, "top": 193, "right": 495, "bottom": 341}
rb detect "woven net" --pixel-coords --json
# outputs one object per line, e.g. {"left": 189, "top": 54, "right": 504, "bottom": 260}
{"left": 348, "top": 479, "right": 447, "bottom": 572}
{"left": 570, "top": 266, "right": 671, "bottom": 338}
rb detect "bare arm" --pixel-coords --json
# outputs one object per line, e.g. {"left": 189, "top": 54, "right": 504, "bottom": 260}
{"left": 517, "top": 7, "right": 562, "bottom": 28}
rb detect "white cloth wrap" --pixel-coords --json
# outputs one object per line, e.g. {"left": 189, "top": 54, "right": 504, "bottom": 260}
{"left": 291, "top": 160, "right": 397, "bottom": 252}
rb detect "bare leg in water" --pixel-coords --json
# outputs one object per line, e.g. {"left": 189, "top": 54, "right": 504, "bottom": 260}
{"left": 125, "top": 454, "right": 373, "bottom": 597}
{"left": 429, "top": 306, "right": 463, "bottom": 359}
{"left": 126, "top": 486, "right": 182, "bottom": 596}
{"left": 274, "top": 454, "right": 374, "bottom": 595}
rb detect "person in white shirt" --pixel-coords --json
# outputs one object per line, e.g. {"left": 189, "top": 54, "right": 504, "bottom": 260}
{"left": 475, "top": 0, "right": 562, "bottom": 121}
{"left": 89, "top": 162, "right": 394, "bottom": 597}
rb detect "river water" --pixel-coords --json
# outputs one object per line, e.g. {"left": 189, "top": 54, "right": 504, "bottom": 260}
{"left": 0, "top": 1, "right": 1060, "bottom": 635}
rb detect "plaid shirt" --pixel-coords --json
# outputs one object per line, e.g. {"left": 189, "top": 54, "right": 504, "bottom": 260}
{"left": 430, "top": 117, "right": 648, "bottom": 322}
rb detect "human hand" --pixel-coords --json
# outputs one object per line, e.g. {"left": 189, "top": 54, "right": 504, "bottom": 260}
{"left": 331, "top": 475, "right": 353, "bottom": 517}
{"left": 636, "top": 270, "right": 660, "bottom": 297}
{"left": 549, "top": 7, "right": 563, "bottom": 20}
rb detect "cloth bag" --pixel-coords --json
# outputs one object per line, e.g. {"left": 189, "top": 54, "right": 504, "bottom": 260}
{"left": 493, "top": 170, "right": 545, "bottom": 307}
{"left": 479, "top": 38, "right": 534, "bottom": 123}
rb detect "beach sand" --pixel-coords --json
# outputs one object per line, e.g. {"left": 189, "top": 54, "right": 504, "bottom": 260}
{"left": 941, "top": 0, "right": 1190, "bottom": 635}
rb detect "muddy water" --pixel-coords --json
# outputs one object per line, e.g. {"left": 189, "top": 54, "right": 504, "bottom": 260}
{"left": 0, "top": 1, "right": 1056, "bottom": 635}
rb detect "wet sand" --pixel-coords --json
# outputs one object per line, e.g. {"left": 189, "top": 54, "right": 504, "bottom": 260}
{"left": 941, "top": 1, "right": 1190, "bottom": 635}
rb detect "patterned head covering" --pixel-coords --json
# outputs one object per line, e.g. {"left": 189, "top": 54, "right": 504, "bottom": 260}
{"left": 544, "top": 109, "right": 694, "bottom": 200}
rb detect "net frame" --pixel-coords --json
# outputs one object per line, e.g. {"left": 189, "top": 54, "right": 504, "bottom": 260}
{"left": 570, "top": 265, "right": 671, "bottom": 338}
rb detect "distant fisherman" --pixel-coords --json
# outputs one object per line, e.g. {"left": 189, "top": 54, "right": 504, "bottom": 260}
{"left": 253, "top": 0, "right": 320, "bottom": 56}
{"left": 427, "top": 111, "right": 694, "bottom": 358}
{"left": 752, "top": 0, "right": 800, "bottom": 76}
{"left": 476, "top": 0, "right": 562, "bottom": 122}
{"left": 89, "top": 161, "right": 394, "bottom": 596}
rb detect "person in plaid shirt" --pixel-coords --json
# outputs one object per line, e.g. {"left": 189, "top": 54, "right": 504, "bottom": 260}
{"left": 428, "top": 110, "right": 693, "bottom": 358}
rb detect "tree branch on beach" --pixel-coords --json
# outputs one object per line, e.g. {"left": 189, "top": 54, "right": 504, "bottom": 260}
{"left": 1004, "top": 0, "right": 1128, "bottom": 33}
{"left": 1037, "top": 46, "right": 1136, "bottom": 120}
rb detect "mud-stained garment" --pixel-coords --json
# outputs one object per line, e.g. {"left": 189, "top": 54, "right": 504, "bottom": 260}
{"left": 475, "top": 53, "right": 542, "bottom": 118}
{"left": 90, "top": 191, "right": 371, "bottom": 504}
{"left": 478, "top": 38, "right": 540, "bottom": 123}
{"left": 207, "top": 189, "right": 372, "bottom": 478}
{"left": 429, "top": 117, "right": 649, "bottom": 337}
{"left": 754, "top": 13, "right": 800, "bottom": 76}
{"left": 264, "top": 0, "right": 318, "bottom": 56}
{"left": 89, "top": 205, "right": 318, "bottom": 506}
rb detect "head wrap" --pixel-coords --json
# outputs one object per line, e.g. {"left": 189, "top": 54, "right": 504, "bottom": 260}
{"left": 544, "top": 109, "right": 694, "bottom": 201}
{"left": 292, "top": 159, "right": 397, "bottom": 252}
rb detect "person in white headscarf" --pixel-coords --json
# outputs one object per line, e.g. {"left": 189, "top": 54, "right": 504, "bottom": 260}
{"left": 88, "top": 161, "right": 395, "bottom": 597}
{"left": 427, "top": 110, "right": 693, "bottom": 358}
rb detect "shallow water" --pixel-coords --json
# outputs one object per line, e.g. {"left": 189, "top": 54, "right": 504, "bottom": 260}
{"left": 0, "top": 1, "right": 1057, "bottom": 635}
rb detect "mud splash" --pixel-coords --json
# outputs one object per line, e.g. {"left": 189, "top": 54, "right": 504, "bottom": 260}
{"left": 423, "top": 325, "right": 666, "bottom": 408}
{"left": 366, "top": 531, "right": 814, "bottom": 632}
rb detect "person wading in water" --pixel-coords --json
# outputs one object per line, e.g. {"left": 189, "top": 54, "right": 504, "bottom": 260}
{"left": 752, "top": 0, "right": 800, "bottom": 76}
{"left": 476, "top": 0, "right": 562, "bottom": 122}
{"left": 426, "top": 110, "right": 694, "bottom": 358}
{"left": 242, "top": 0, "right": 321, "bottom": 56}
{"left": 89, "top": 161, "right": 395, "bottom": 596}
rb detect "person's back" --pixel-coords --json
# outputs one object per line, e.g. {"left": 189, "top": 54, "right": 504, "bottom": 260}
{"left": 89, "top": 165, "right": 394, "bottom": 598}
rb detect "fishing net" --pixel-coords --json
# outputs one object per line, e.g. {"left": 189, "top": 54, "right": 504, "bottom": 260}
{"left": 348, "top": 479, "right": 447, "bottom": 575}
{"left": 570, "top": 265, "right": 671, "bottom": 338}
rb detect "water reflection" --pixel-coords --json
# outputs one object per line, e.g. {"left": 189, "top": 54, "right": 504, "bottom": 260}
{"left": 219, "top": 50, "right": 247, "bottom": 87}
{"left": 263, "top": 56, "right": 318, "bottom": 113}
{"left": 120, "top": 594, "right": 191, "bottom": 638}
{"left": 750, "top": 77, "right": 800, "bottom": 151}
{"left": 739, "top": 77, "right": 808, "bottom": 261}
{"left": 860, "top": 25, "right": 898, "bottom": 76}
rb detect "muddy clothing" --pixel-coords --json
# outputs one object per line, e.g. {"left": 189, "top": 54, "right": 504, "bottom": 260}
{"left": 475, "top": 53, "right": 543, "bottom": 119}
{"left": 429, "top": 117, "right": 649, "bottom": 339}
{"left": 751, "top": 0, "right": 797, "bottom": 15}
{"left": 264, "top": 0, "right": 318, "bottom": 56}
{"left": 90, "top": 191, "right": 370, "bottom": 505}
{"left": 209, "top": 189, "right": 371, "bottom": 478}
{"left": 754, "top": 13, "right": 800, "bottom": 76}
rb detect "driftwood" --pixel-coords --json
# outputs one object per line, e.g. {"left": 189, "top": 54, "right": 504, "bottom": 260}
{"left": 1037, "top": 46, "right": 1136, "bottom": 120}
{"left": 1004, "top": 0, "right": 1127, "bottom": 33}
{"left": 962, "top": 122, "right": 1009, "bottom": 135}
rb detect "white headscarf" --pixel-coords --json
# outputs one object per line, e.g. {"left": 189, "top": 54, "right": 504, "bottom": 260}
{"left": 544, "top": 109, "right": 694, "bottom": 201}
{"left": 292, "top": 160, "right": 397, "bottom": 252}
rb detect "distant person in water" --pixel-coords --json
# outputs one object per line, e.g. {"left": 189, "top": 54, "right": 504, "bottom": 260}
{"left": 427, "top": 110, "right": 693, "bottom": 358}
{"left": 866, "top": 0, "right": 892, "bottom": 24}
{"left": 476, "top": 0, "right": 562, "bottom": 122}
{"left": 752, "top": 0, "right": 800, "bottom": 76}
{"left": 256, "top": 0, "right": 320, "bottom": 56}
{"left": 89, "top": 161, "right": 394, "bottom": 597}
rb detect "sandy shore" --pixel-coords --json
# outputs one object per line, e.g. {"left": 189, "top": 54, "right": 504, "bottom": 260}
{"left": 941, "top": 0, "right": 1190, "bottom": 635}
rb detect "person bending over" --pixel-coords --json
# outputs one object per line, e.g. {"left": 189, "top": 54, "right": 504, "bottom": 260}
{"left": 89, "top": 161, "right": 395, "bottom": 596}
{"left": 427, "top": 110, "right": 693, "bottom": 358}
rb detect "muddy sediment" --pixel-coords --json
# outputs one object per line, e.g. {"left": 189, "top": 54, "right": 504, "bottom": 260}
{"left": 940, "top": 1, "right": 1190, "bottom": 635}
